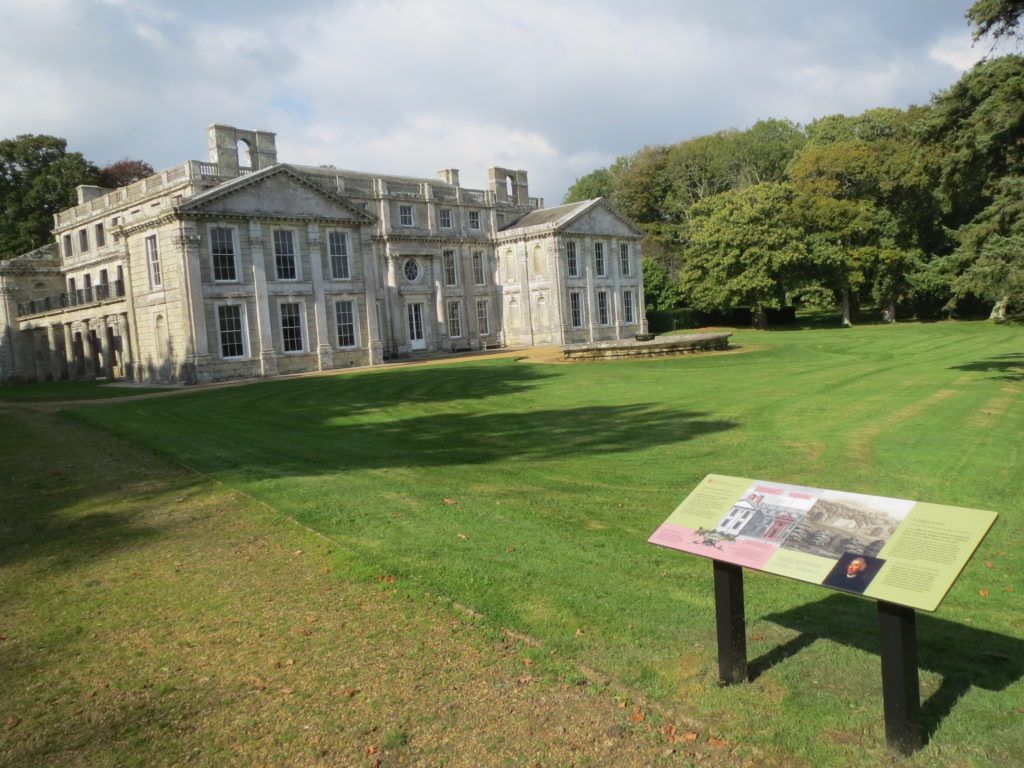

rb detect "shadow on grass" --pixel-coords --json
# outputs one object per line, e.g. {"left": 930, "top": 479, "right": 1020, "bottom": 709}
{"left": 83, "top": 362, "right": 739, "bottom": 474}
{"left": 0, "top": 407, "right": 187, "bottom": 575}
{"left": 949, "top": 353, "right": 1024, "bottom": 382}
{"left": 757, "top": 594, "right": 1024, "bottom": 744}
{"left": 208, "top": 361, "right": 556, "bottom": 419}
{"left": 164, "top": 404, "right": 739, "bottom": 476}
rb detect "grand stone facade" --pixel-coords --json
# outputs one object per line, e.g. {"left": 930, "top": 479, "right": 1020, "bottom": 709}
{"left": 0, "top": 124, "right": 646, "bottom": 384}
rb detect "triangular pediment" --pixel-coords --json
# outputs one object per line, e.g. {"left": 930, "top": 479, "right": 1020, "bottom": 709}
{"left": 179, "top": 164, "right": 375, "bottom": 223}
{"left": 558, "top": 199, "right": 642, "bottom": 237}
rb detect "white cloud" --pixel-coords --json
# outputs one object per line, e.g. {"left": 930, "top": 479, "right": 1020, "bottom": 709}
{"left": 929, "top": 32, "right": 990, "bottom": 71}
{"left": 0, "top": 0, "right": 990, "bottom": 200}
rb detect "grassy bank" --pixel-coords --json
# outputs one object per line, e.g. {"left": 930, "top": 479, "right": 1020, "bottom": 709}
{"left": 58, "top": 321, "right": 1024, "bottom": 766}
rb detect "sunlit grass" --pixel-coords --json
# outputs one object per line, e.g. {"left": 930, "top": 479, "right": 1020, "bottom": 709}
{"left": 66, "top": 321, "right": 1024, "bottom": 767}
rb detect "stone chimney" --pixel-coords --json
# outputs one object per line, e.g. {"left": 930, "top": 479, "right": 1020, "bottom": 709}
{"left": 437, "top": 168, "right": 460, "bottom": 187}
{"left": 76, "top": 185, "right": 109, "bottom": 204}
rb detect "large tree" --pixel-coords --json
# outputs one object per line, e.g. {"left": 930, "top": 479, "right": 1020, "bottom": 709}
{"left": 99, "top": 158, "right": 155, "bottom": 188}
{"left": 788, "top": 107, "right": 941, "bottom": 321}
{"left": 680, "top": 182, "right": 811, "bottom": 328}
{"left": 0, "top": 135, "right": 100, "bottom": 259}
{"left": 921, "top": 55, "right": 1024, "bottom": 227}
{"left": 948, "top": 176, "right": 1024, "bottom": 318}
{"left": 967, "top": 0, "right": 1024, "bottom": 42}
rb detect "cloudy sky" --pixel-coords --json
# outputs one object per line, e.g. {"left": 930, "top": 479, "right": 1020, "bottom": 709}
{"left": 0, "top": 0, "right": 1004, "bottom": 201}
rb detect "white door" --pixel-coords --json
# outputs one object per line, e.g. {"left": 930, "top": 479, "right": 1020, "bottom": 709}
{"left": 407, "top": 302, "right": 426, "bottom": 350}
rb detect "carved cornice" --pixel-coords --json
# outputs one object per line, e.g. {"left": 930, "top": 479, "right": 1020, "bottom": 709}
{"left": 171, "top": 232, "right": 202, "bottom": 248}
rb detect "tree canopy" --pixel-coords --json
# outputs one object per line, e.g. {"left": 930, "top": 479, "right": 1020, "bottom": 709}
{"left": 0, "top": 135, "right": 99, "bottom": 259}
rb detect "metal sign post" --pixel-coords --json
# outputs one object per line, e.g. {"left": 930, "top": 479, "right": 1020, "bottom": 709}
{"left": 712, "top": 562, "right": 924, "bottom": 756}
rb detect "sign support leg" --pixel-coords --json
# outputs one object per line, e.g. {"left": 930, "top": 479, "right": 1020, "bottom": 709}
{"left": 712, "top": 560, "right": 747, "bottom": 684}
{"left": 877, "top": 600, "right": 922, "bottom": 755}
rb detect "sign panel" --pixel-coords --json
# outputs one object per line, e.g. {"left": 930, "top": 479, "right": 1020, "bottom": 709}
{"left": 649, "top": 474, "right": 998, "bottom": 612}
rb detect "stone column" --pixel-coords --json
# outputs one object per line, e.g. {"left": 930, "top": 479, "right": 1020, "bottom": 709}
{"left": 63, "top": 322, "right": 77, "bottom": 379}
{"left": 97, "top": 315, "right": 112, "bottom": 378}
{"left": 248, "top": 219, "right": 278, "bottom": 377}
{"left": 306, "top": 222, "right": 333, "bottom": 371}
{"left": 118, "top": 313, "right": 134, "bottom": 379}
{"left": 47, "top": 324, "right": 64, "bottom": 380}
{"left": 30, "top": 328, "right": 48, "bottom": 382}
{"left": 80, "top": 321, "right": 97, "bottom": 379}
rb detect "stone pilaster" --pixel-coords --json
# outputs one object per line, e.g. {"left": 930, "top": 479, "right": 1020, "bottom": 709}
{"left": 432, "top": 254, "right": 447, "bottom": 348}
{"left": 248, "top": 219, "right": 277, "bottom": 377}
{"left": 175, "top": 226, "right": 211, "bottom": 383}
{"left": 384, "top": 248, "right": 402, "bottom": 354}
{"left": 583, "top": 237, "right": 595, "bottom": 343}
{"left": 306, "top": 222, "right": 333, "bottom": 371}
{"left": 363, "top": 238, "right": 383, "bottom": 365}
{"left": 518, "top": 243, "right": 534, "bottom": 346}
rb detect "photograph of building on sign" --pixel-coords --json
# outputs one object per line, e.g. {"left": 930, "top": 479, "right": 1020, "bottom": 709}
{"left": 781, "top": 491, "right": 913, "bottom": 559}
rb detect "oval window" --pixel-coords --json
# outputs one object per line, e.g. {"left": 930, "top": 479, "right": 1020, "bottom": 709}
{"left": 403, "top": 258, "right": 419, "bottom": 282}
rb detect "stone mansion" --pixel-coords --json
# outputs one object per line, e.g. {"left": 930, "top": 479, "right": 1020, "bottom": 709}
{"left": 0, "top": 125, "right": 646, "bottom": 384}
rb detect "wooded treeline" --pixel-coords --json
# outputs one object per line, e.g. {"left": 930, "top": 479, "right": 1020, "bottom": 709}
{"left": 567, "top": 30, "right": 1023, "bottom": 324}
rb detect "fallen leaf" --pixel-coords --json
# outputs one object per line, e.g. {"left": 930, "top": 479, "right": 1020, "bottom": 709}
{"left": 709, "top": 737, "right": 727, "bottom": 748}
{"left": 575, "top": 628, "right": 585, "bottom": 637}
{"left": 629, "top": 708, "right": 645, "bottom": 723}
{"left": 979, "top": 589, "right": 990, "bottom": 598}
{"left": 682, "top": 731, "right": 699, "bottom": 742}
{"left": 617, "top": 700, "right": 627, "bottom": 709}
{"left": 442, "top": 498, "right": 458, "bottom": 505}
{"left": 5, "top": 716, "right": 20, "bottom": 730}
{"left": 293, "top": 549, "right": 303, "bottom": 556}
{"left": 375, "top": 575, "right": 396, "bottom": 583}
{"left": 522, "top": 658, "right": 533, "bottom": 667}
{"left": 505, "top": 546, "right": 516, "bottom": 553}
{"left": 984, "top": 561, "right": 994, "bottom": 569}
{"left": 457, "top": 533, "right": 469, "bottom": 540}
{"left": 517, "top": 675, "right": 534, "bottom": 684}
{"left": 660, "top": 724, "right": 677, "bottom": 741}
{"left": 342, "top": 688, "right": 360, "bottom": 697}
{"left": 291, "top": 626, "right": 312, "bottom": 637}
{"left": 365, "top": 745, "right": 379, "bottom": 754}
{"left": 751, "top": 633, "right": 765, "bottom": 641}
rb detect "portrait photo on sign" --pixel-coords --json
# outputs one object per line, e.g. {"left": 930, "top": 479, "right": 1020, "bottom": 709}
{"left": 821, "top": 552, "right": 886, "bottom": 594}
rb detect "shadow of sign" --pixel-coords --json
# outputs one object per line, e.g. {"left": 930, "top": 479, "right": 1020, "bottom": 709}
{"left": 758, "top": 594, "right": 1023, "bottom": 744}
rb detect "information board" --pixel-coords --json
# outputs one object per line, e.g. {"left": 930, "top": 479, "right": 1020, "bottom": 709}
{"left": 649, "top": 475, "right": 998, "bottom": 612}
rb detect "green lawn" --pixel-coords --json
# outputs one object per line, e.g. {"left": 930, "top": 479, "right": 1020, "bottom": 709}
{"left": 67, "top": 322, "right": 1024, "bottom": 766}
{"left": 0, "top": 380, "right": 171, "bottom": 401}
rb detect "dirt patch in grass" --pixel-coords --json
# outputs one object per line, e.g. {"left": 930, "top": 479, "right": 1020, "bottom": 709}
{"left": 848, "top": 386, "right": 960, "bottom": 467}
{"left": 967, "top": 385, "right": 1021, "bottom": 430}
{"left": 0, "top": 407, "right": 751, "bottom": 767}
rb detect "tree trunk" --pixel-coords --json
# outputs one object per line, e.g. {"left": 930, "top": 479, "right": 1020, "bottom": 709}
{"left": 754, "top": 307, "right": 768, "bottom": 329}
{"left": 990, "top": 295, "right": 1009, "bottom": 322}
{"left": 882, "top": 299, "right": 896, "bottom": 324}
{"left": 840, "top": 287, "right": 853, "bottom": 327}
